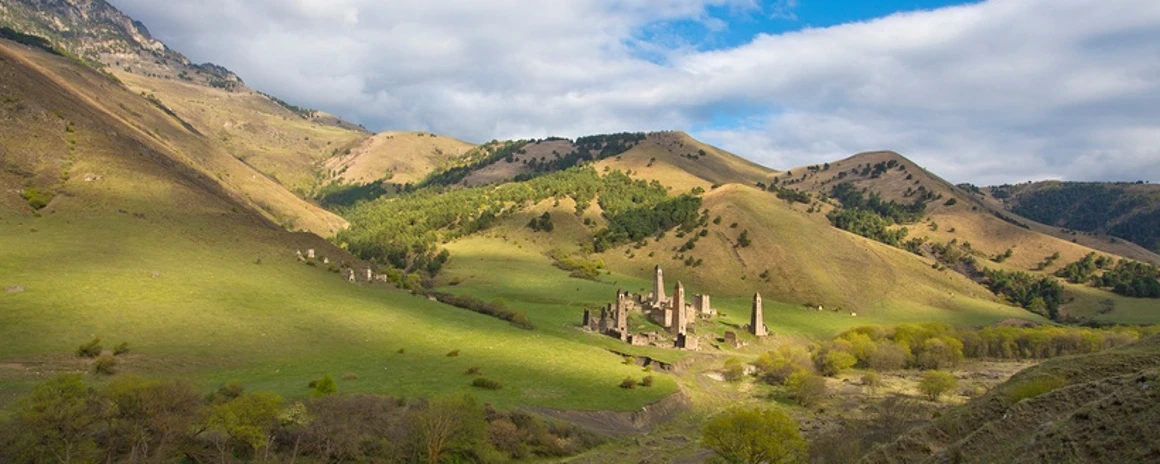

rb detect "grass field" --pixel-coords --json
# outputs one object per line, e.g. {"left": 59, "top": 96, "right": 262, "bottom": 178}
{"left": 0, "top": 206, "right": 675, "bottom": 411}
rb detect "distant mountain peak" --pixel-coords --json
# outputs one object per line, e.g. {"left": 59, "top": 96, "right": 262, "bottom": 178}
{"left": 0, "top": 0, "right": 245, "bottom": 90}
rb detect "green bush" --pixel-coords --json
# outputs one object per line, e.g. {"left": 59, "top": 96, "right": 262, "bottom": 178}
{"left": 918, "top": 371, "right": 958, "bottom": 401}
{"left": 723, "top": 358, "right": 745, "bottom": 382}
{"left": 471, "top": 377, "right": 503, "bottom": 390}
{"left": 447, "top": 349, "right": 460, "bottom": 357}
{"left": 92, "top": 354, "right": 117, "bottom": 375}
{"left": 640, "top": 375, "right": 654, "bottom": 387}
{"left": 619, "top": 377, "right": 637, "bottom": 389}
{"left": 311, "top": 374, "right": 337, "bottom": 397}
{"left": 113, "top": 342, "right": 130, "bottom": 356}
{"left": 21, "top": 188, "right": 50, "bottom": 210}
{"left": 1007, "top": 375, "right": 1066, "bottom": 403}
{"left": 76, "top": 338, "right": 102, "bottom": 358}
{"left": 786, "top": 370, "right": 828, "bottom": 407}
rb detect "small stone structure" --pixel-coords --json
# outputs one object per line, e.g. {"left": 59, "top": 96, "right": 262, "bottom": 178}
{"left": 323, "top": 257, "right": 330, "bottom": 264}
{"left": 365, "top": 268, "right": 373, "bottom": 282}
{"left": 749, "top": 293, "right": 767, "bottom": 337}
{"left": 693, "top": 294, "right": 714, "bottom": 318}
{"left": 296, "top": 250, "right": 305, "bottom": 261}
{"left": 346, "top": 268, "right": 356, "bottom": 283}
{"left": 5, "top": 285, "right": 24, "bottom": 293}
{"left": 307, "top": 249, "right": 316, "bottom": 259}
{"left": 723, "top": 331, "right": 740, "bottom": 348}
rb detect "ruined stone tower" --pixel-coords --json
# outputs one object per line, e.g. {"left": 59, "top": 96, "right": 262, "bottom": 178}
{"left": 670, "top": 281, "right": 687, "bottom": 335}
{"left": 750, "top": 292, "right": 767, "bottom": 336}
{"left": 652, "top": 265, "right": 666, "bottom": 304}
{"left": 615, "top": 290, "right": 628, "bottom": 334}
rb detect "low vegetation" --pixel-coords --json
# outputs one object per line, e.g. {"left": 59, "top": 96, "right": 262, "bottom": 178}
{"left": 0, "top": 376, "right": 600, "bottom": 463}
{"left": 701, "top": 407, "right": 808, "bottom": 464}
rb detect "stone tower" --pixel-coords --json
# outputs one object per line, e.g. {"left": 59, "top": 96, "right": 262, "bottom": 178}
{"left": 652, "top": 265, "right": 666, "bottom": 304}
{"left": 749, "top": 292, "right": 767, "bottom": 336}
{"left": 615, "top": 290, "right": 628, "bottom": 334}
{"left": 671, "top": 281, "right": 687, "bottom": 335}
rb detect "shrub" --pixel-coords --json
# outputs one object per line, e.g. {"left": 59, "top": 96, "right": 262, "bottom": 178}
{"left": 701, "top": 407, "right": 808, "bottom": 464}
{"left": 786, "top": 370, "right": 827, "bottom": 407}
{"left": 861, "top": 372, "right": 882, "bottom": 395}
{"left": 1007, "top": 375, "right": 1066, "bottom": 403}
{"left": 341, "top": 372, "right": 359, "bottom": 381}
{"left": 819, "top": 350, "right": 857, "bottom": 376}
{"left": 465, "top": 367, "right": 482, "bottom": 376}
{"left": 21, "top": 187, "right": 50, "bottom": 210}
{"left": 92, "top": 354, "right": 117, "bottom": 375}
{"left": 619, "top": 377, "right": 637, "bottom": 389}
{"left": 312, "top": 374, "right": 337, "bottom": 397}
{"left": 397, "top": 348, "right": 405, "bottom": 354}
{"left": 76, "top": 338, "right": 102, "bottom": 358}
{"left": 723, "top": 358, "right": 745, "bottom": 382}
{"left": 867, "top": 342, "right": 908, "bottom": 371}
{"left": 113, "top": 342, "right": 130, "bottom": 356}
{"left": 447, "top": 349, "right": 460, "bottom": 357}
{"left": 471, "top": 377, "right": 503, "bottom": 390}
{"left": 737, "top": 230, "right": 752, "bottom": 247}
{"left": 640, "top": 375, "right": 654, "bottom": 387}
{"left": 918, "top": 371, "right": 958, "bottom": 401}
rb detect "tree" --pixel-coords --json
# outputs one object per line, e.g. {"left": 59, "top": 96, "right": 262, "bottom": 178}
{"left": 206, "top": 391, "right": 283, "bottom": 459}
{"left": 7, "top": 374, "right": 102, "bottom": 464}
{"left": 737, "top": 230, "right": 752, "bottom": 248}
{"left": 701, "top": 407, "right": 808, "bottom": 464}
{"left": 918, "top": 371, "right": 958, "bottom": 401}
{"left": 786, "top": 371, "right": 828, "bottom": 407}
{"left": 413, "top": 393, "right": 487, "bottom": 464}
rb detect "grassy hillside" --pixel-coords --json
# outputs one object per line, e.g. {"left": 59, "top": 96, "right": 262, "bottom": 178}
{"left": 0, "top": 40, "right": 350, "bottom": 236}
{"left": 115, "top": 71, "right": 370, "bottom": 196}
{"left": 861, "top": 333, "right": 1160, "bottom": 463}
{"left": 0, "top": 38, "right": 673, "bottom": 412}
{"left": 768, "top": 151, "right": 1160, "bottom": 323}
{"left": 323, "top": 131, "right": 473, "bottom": 187}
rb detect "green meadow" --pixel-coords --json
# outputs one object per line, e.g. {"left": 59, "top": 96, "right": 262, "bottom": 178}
{"left": 0, "top": 206, "right": 674, "bottom": 412}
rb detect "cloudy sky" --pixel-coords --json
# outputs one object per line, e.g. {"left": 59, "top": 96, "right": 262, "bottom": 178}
{"left": 108, "top": 0, "right": 1160, "bottom": 185}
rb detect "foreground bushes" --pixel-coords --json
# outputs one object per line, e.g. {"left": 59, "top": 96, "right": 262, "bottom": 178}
{"left": 0, "top": 375, "right": 601, "bottom": 463}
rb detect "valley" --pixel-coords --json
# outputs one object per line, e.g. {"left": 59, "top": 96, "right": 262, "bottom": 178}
{"left": 1, "top": 1, "right": 1159, "bottom": 462}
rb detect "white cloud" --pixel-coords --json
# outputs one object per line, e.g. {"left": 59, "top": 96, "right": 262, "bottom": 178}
{"left": 109, "top": 0, "right": 1160, "bottom": 184}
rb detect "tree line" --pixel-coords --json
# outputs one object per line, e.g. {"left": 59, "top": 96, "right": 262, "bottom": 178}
{"left": 0, "top": 375, "right": 600, "bottom": 463}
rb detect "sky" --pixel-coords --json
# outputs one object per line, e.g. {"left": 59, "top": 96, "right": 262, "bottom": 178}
{"left": 108, "top": 0, "right": 1160, "bottom": 185}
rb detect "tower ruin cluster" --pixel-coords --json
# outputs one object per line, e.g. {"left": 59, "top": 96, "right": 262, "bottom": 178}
{"left": 583, "top": 265, "right": 766, "bottom": 350}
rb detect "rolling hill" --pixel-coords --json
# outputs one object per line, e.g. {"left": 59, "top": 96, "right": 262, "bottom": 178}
{"left": 323, "top": 131, "right": 474, "bottom": 187}
{"left": 991, "top": 181, "right": 1160, "bottom": 255}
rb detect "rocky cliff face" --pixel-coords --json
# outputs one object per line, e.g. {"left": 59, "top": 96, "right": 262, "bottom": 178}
{"left": 0, "top": 0, "right": 245, "bottom": 90}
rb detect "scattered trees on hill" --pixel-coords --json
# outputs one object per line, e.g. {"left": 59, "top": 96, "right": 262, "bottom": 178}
{"left": 1055, "top": 253, "right": 1160, "bottom": 298}
{"left": 340, "top": 166, "right": 702, "bottom": 282}
{"left": 826, "top": 182, "right": 926, "bottom": 246}
{"left": 982, "top": 269, "right": 1065, "bottom": 319}
{"left": 527, "top": 212, "right": 554, "bottom": 232}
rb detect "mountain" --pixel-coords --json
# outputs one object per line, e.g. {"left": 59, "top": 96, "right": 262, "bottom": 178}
{"left": 0, "top": 0, "right": 368, "bottom": 136}
{"left": 990, "top": 181, "right": 1160, "bottom": 255}
{"left": 0, "top": 0, "right": 242, "bottom": 88}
